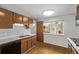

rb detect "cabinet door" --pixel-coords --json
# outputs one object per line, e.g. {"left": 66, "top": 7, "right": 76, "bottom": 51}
{"left": 0, "top": 8, "right": 13, "bottom": 28}
{"left": 23, "top": 16, "right": 29, "bottom": 26}
{"left": 77, "top": 5, "right": 79, "bottom": 16}
{"left": 28, "top": 38, "right": 32, "bottom": 49}
{"left": 21, "top": 39, "right": 28, "bottom": 53}
{"left": 32, "top": 36, "right": 36, "bottom": 46}
{"left": 13, "top": 13, "right": 23, "bottom": 24}
{"left": 36, "top": 21, "right": 44, "bottom": 42}
{"left": 28, "top": 17, "right": 33, "bottom": 27}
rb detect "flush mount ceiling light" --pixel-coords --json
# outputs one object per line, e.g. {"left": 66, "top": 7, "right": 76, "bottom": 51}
{"left": 43, "top": 10, "right": 55, "bottom": 16}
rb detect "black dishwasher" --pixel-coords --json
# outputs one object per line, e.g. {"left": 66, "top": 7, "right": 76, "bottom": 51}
{"left": 1, "top": 40, "right": 21, "bottom": 54}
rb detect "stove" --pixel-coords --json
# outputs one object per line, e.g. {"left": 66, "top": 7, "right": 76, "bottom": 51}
{"left": 71, "top": 38, "right": 79, "bottom": 46}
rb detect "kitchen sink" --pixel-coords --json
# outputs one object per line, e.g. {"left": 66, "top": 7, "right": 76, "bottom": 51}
{"left": 19, "top": 35, "right": 30, "bottom": 37}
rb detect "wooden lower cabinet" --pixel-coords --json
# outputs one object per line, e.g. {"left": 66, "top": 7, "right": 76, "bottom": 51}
{"left": 21, "top": 39, "right": 28, "bottom": 53}
{"left": 21, "top": 35, "right": 36, "bottom": 54}
{"left": 0, "top": 35, "right": 36, "bottom": 54}
{"left": 28, "top": 38, "right": 32, "bottom": 49}
{"left": 32, "top": 36, "right": 36, "bottom": 46}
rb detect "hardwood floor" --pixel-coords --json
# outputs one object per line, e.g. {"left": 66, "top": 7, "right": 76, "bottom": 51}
{"left": 28, "top": 42, "right": 68, "bottom": 54}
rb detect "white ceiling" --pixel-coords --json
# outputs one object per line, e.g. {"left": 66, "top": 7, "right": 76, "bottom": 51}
{"left": 0, "top": 4, "right": 76, "bottom": 19}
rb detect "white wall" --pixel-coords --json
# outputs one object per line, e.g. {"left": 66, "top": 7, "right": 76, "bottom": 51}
{"left": 64, "top": 15, "right": 79, "bottom": 38}
{"left": 44, "top": 34, "right": 67, "bottom": 47}
{"left": 42, "top": 14, "right": 79, "bottom": 48}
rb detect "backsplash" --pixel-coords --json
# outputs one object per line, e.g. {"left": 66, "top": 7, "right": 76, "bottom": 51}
{"left": 0, "top": 24, "right": 31, "bottom": 37}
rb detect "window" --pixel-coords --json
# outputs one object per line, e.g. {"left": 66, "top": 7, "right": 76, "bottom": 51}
{"left": 44, "top": 20, "right": 64, "bottom": 35}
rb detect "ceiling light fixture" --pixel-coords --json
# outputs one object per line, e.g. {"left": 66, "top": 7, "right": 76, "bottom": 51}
{"left": 43, "top": 10, "right": 55, "bottom": 16}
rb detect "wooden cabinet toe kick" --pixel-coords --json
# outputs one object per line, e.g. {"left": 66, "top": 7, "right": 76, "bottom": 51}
{"left": 24, "top": 45, "right": 36, "bottom": 54}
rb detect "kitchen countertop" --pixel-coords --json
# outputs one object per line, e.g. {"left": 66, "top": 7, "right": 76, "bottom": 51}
{"left": 0, "top": 34, "right": 36, "bottom": 45}
{"left": 18, "top": 34, "right": 36, "bottom": 39}
{"left": 67, "top": 38, "right": 79, "bottom": 53}
{"left": 44, "top": 33, "right": 64, "bottom": 36}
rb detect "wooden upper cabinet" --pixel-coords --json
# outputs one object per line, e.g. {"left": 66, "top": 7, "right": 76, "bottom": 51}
{"left": 23, "top": 16, "right": 33, "bottom": 28}
{"left": 0, "top": 8, "right": 33, "bottom": 28}
{"left": 76, "top": 5, "right": 79, "bottom": 16}
{"left": 13, "top": 13, "right": 23, "bottom": 24}
{"left": 23, "top": 16, "right": 29, "bottom": 26}
{"left": 0, "top": 8, "right": 13, "bottom": 28}
{"left": 28, "top": 17, "right": 33, "bottom": 27}
{"left": 28, "top": 18, "right": 33, "bottom": 24}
